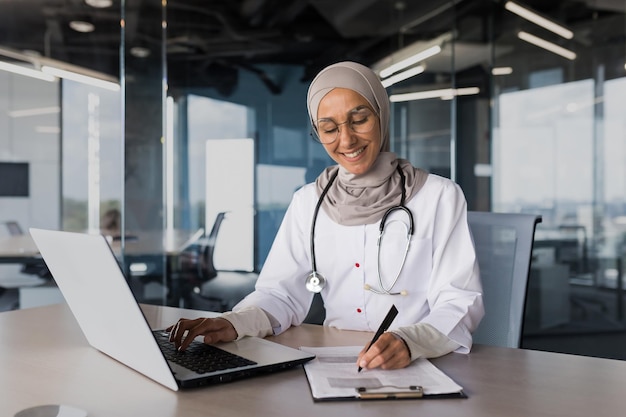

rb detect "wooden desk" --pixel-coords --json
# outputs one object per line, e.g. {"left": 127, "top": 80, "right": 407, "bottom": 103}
{"left": 2, "top": 303, "right": 625, "bottom": 417}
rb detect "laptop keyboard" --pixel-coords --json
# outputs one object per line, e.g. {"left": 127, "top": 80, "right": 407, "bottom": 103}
{"left": 153, "top": 331, "right": 257, "bottom": 374}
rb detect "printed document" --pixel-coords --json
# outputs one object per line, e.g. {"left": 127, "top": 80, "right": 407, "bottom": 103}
{"left": 300, "top": 346, "right": 464, "bottom": 400}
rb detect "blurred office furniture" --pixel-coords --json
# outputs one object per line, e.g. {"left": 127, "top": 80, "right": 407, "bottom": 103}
{"left": 177, "top": 212, "right": 257, "bottom": 311}
{"left": 123, "top": 228, "right": 204, "bottom": 305}
{"left": 589, "top": 256, "right": 624, "bottom": 322}
{"left": 524, "top": 262, "right": 571, "bottom": 332}
{"left": 0, "top": 221, "right": 51, "bottom": 278}
{"left": 468, "top": 211, "right": 542, "bottom": 348}
{"left": 0, "top": 221, "right": 56, "bottom": 310}
{"left": 0, "top": 224, "right": 205, "bottom": 309}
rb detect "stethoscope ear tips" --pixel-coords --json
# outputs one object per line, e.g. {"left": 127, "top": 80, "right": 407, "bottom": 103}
{"left": 306, "top": 271, "right": 325, "bottom": 293}
{"left": 363, "top": 283, "right": 409, "bottom": 296}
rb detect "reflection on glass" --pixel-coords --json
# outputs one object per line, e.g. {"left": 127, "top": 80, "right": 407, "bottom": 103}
{"left": 183, "top": 95, "right": 255, "bottom": 270}
{"left": 62, "top": 80, "right": 122, "bottom": 233}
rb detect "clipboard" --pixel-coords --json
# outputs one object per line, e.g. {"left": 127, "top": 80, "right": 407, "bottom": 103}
{"left": 300, "top": 346, "right": 467, "bottom": 402}
{"left": 356, "top": 385, "right": 424, "bottom": 400}
{"left": 310, "top": 385, "right": 467, "bottom": 402}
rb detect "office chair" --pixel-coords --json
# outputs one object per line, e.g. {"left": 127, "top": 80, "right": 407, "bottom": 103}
{"left": 177, "top": 212, "right": 258, "bottom": 312}
{"left": 468, "top": 211, "right": 542, "bottom": 348}
{"left": 0, "top": 221, "right": 52, "bottom": 310}
{"left": 0, "top": 221, "right": 51, "bottom": 278}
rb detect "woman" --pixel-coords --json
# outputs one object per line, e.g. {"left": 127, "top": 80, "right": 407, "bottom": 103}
{"left": 169, "top": 61, "right": 484, "bottom": 371}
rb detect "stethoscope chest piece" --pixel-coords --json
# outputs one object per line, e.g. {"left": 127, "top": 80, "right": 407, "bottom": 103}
{"left": 305, "top": 271, "right": 326, "bottom": 293}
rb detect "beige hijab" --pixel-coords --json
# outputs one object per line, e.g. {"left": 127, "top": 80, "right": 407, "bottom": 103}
{"left": 307, "top": 61, "right": 428, "bottom": 226}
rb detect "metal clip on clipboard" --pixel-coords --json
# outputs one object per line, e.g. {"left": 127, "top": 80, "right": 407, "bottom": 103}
{"left": 356, "top": 385, "right": 424, "bottom": 399}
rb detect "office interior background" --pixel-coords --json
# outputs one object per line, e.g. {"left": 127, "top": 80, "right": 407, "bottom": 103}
{"left": 1, "top": 0, "right": 625, "bottom": 359}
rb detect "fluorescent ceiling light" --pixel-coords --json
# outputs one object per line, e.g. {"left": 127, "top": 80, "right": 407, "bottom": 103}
{"left": 390, "top": 87, "right": 480, "bottom": 102}
{"left": 492, "top": 67, "right": 513, "bottom": 75}
{"left": 380, "top": 45, "right": 441, "bottom": 79}
{"left": 381, "top": 65, "right": 425, "bottom": 88}
{"left": 0, "top": 61, "right": 56, "bottom": 82}
{"left": 505, "top": 1, "right": 573, "bottom": 39}
{"left": 42, "top": 65, "right": 120, "bottom": 91}
{"left": 85, "top": 0, "right": 113, "bottom": 8}
{"left": 373, "top": 32, "right": 453, "bottom": 79}
{"left": 517, "top": 31, "right": 576, "bottom": 60}
{"left": 0, "top": 46, "right": 120, "bottom": 90}
{"left": 130, "top": 46, "right": 151, "bottom": 58}
{"left": 9, "top": 106, "right": 61, "bottom": 118}
{"left": 69, "top": 20, "right": 95, "bottom": 33}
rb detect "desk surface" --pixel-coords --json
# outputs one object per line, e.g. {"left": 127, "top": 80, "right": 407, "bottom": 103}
{"left": 0, "top": 229, "right": 200, "bottom": 260}
{"left": 2, "top": 303, "right": 625, "bottom": 417}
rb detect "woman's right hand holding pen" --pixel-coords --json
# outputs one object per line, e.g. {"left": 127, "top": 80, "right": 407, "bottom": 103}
{"left": 357, "top": 332, "right": 411, "bottom": 371}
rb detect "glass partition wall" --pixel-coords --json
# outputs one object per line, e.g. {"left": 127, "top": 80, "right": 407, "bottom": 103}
{"left": 1, "top": 0, "right": 625, "bottom": 360}
{"left": 0, "top": 1, "right": 125, "bottom": 306}
{"left": 491, "top": 1, "right": 626, "bottom": 358}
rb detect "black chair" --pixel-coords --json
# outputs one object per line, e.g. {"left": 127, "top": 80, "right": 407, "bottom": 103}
{"left": 1, "top": 221, "right": 51, "bottom": 278}
{"left": 0, "top": 221, "right": 52, "bottom": 311}
{"left": 176, "top": 212, "right": 258, "bottom": 312}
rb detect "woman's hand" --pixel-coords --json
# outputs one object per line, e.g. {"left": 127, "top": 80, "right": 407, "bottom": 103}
{"left": 166, "top": 317, "right": 238, "bottom": 351}
{"left": 357, "top": 332, "right": 411, "bottom": 370}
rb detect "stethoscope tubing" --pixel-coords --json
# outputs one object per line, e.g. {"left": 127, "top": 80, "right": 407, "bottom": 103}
{"left": 308, "top": 165, "right": 414, "bottom": 295}
{"left": 309, "top": 170, "right": 339, "bottom": 272}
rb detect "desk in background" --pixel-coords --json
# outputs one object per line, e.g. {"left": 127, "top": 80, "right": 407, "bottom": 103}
{"left": 2, "top": 303, "right": 626, "bottom": 417}
{"left": 0, "top": 230, "right": 202, "bottom": 307}
{"left": 0, "top": 229, "right": 201, "bottom": 261}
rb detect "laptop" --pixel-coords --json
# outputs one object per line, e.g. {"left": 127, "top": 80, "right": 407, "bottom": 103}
{"left": 29, "top": 228, "right": 315, "bottom": 391}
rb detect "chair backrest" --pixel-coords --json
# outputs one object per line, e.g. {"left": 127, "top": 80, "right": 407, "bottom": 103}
{"left": 1, "top": 221, "right": 23, "bottom": 237}
{"left": 468, "top": 211, "right": 542, "bottom": 348}
{"left": 198, "top": 212, "right": 227, "bottom": 281}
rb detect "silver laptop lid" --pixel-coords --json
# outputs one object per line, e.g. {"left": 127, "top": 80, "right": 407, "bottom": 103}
{"left": 30, "top": 228, "right": 182, "bottom": 391}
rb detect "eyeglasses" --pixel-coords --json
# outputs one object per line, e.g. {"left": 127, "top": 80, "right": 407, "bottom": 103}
{"left": 312, "top": 107, "right": 377, "bottom": 144}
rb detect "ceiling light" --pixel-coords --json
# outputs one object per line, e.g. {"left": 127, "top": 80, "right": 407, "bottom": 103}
{"left": 130, "top": 46, "right": 151, "bottom": 58}
{"left": 373, "top": 32, "right": 453, "bottom": 79}
{"left": 381, "top": 65, "right": 425, "bottom": 88}
{"left": 41, "top": 66, "right": 120, "bottom": 91}
{"left": 0, "top": 61, "right": 56, "bottom": 82}
{"left": 380, "top": 46, "right": 441, "bottom": 79}
{"left": 492, "top": 67, "right": 513, "bottom": 75}
{"left": 85, "top": 0, "right": 113, "bottom": 8}
{"left": 9, "top": 106, "right": 61, "bottom": 118}
{"left": 517, "top": 31, "right": 577, "bottom": 60}
{"left": 505, "top": 1, "right": 573, "bottom": 39}
{"left": 0, "top": 46, "right": 119, "bottom": 90}
{"left": 389, "top": 87, "right": 480, "bottom": 102}
{"left": 69, "top": 20, "right": 95, "bottom": 33}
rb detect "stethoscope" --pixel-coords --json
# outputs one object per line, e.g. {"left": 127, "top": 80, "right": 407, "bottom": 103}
{"left": 305, "top": 165, "right": 414, "bottom": 295}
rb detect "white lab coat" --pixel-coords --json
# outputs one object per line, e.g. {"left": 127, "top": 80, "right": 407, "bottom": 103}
{"left": 234, "top": 173, "right": 484, "bottom": 352}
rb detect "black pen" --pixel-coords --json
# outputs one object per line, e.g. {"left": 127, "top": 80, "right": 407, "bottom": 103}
{"left": 358, "top": 304, "right": 398, "bottom": 372}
